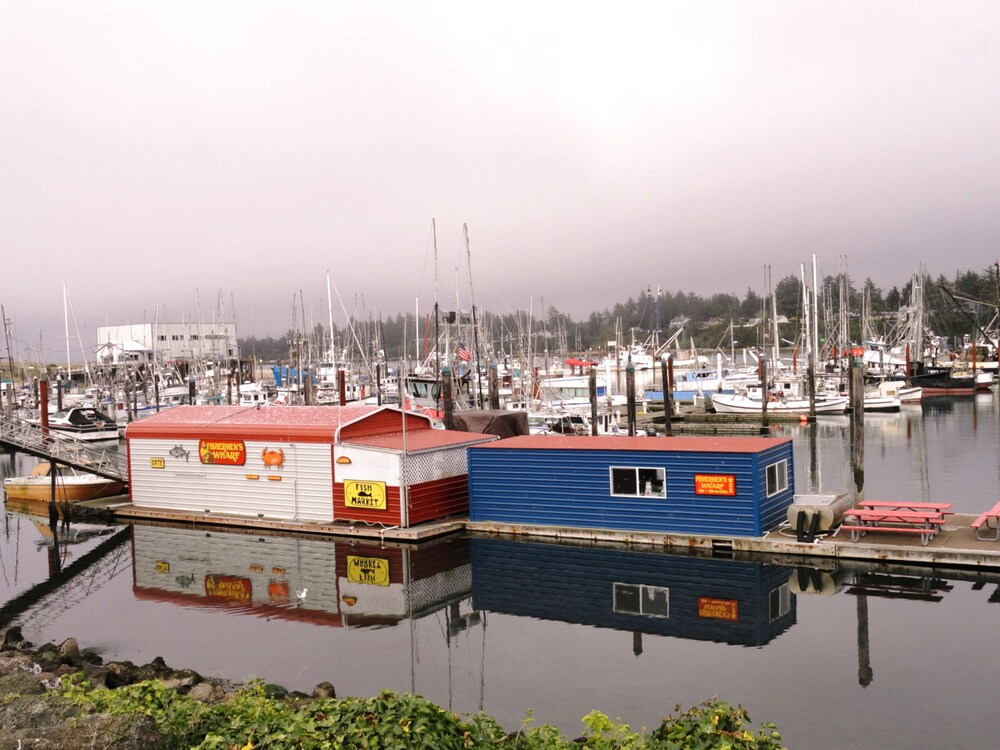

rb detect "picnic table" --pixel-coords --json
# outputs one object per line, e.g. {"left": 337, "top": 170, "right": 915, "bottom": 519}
{"left": 839, "top": 501, "right": 953, "bottom": 546}
{"left": 971, "top": 501, "right": 1000, "bottom": 541}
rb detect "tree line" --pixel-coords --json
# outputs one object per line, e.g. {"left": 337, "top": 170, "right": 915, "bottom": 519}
{"left": 240, "top": 264, "right": 1000, "bottom": 364}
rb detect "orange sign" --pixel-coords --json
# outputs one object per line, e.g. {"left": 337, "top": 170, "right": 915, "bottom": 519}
{"left": 204, "top": 574, "right": 252, "bottom": 602}
{"left": 199, "top": 439, "right": 246, "bottom": 465}
{"left": 698, "top": 597, "right": 739, "bottom": 621}
{"left": 694, "top": 474, "right": 736, "bottom": 496}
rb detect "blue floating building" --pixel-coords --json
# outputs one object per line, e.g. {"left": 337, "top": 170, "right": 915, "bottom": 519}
{"left": 468, "top": 435, "right": 794, "bottom": 537}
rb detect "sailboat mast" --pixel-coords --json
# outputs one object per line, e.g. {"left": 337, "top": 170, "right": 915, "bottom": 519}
{"left": 63, "top": 282, "right": 71, "bottom": 382}
{"left": 432, "top": 218, "right": 440, "bottom": 377}
{"left": 326, "top": 271, "right": 335, "bottom": 363}
{"left": 811, "top": 254, "right": 820, "bottom": 361}
{"left": 464, "top": 223, "right": 484, "bottom": 406}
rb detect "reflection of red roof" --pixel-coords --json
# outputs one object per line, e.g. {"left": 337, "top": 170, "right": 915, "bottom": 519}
{"left": 565, "top": 357, "right": 598, "bottom": 367}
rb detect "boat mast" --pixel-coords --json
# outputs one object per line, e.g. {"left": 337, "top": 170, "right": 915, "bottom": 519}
{"left": 63, "top": 282, "right": 71, "bottom": 384}
{"left": 432, "top": 218, "right": 440, "bottom": 378}
{"left": 464, "top": 223, "right": 485, "bottom": 407}
{"left": 812, "top": 254, "right": 820, "bottom": 363}
{"left": 326, "top": 270, "right": 335, "bottom": 364}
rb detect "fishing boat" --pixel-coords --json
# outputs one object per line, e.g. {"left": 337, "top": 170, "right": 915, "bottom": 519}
{"left": 909, "top": 367, "right": 977, "bottom": 396}
{"left": 30, "top": 406, "right": 120, "bottom": 441}
{"left": 709, "top": 385, "right": 849, "bottom": 415}
{"left": 3, "top": 463, "right": 126, "bottom": 504}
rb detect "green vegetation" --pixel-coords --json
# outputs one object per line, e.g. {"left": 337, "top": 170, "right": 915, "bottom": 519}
{"left": 59, "top": 675, "right": 786, "bottom": 749}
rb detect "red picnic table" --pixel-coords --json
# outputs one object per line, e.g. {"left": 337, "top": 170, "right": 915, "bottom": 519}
{"left": 839, "top": 501, "right": 953, "bottom": 546}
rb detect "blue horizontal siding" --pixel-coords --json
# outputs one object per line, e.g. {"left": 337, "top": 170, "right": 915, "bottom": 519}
{"left": 471, "top": 538, "right": 796, "bottom": 646}
{"left": 469, "top": 444, "right": 788, "bottom": 536}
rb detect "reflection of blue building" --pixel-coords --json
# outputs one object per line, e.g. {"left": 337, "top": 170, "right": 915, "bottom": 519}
{"left": 471, "top": 538, "right": 796, "bottom": 647}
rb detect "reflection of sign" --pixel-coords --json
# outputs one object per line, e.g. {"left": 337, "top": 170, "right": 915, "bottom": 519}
{"left": 199, "top": 440, "right": 246, "bottom": 465}
{"left": 150, "top": 457, "right": 165, "bottom": 469}
{"left": 155, "top": 560, "right": 170, "bottom": 574}
{"left": 694, "top": 474, "right": 736, "bottom": 496}
{"left": 204, "top": 574, "right": 252, "bottom": 602}
{"left": 344, "top": 480, "right": 387, "bottom": 510}
{"left": 698, "top": 597, "right": 739, "bottom": 621}
{"left": 347, "top": 555, "right": 390, "bottom": 586}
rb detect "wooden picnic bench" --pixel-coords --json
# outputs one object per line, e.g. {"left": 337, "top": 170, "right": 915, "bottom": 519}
{"left": 971, "top": 501, "right": 1000, "bottom": 541}
{"left": 839, "top": 506, "right": 949, "bottom": 547}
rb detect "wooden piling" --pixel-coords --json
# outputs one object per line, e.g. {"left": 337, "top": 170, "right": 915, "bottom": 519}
{"left": 589, "top": 367, "right": 598, "bottom": 436}
{"left": 626, "top": 362, "right": 636, "bottom": 436}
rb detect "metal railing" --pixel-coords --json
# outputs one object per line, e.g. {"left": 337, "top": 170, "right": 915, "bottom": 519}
{"left": 0, "top": 415, "right": 127, "bottom": 482}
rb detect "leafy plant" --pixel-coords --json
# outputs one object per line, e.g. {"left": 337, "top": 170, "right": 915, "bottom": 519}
{"left": 55, "top": 673, "right": 785, "bottom": 749}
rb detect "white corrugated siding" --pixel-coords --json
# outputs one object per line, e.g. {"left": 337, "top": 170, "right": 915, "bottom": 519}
{"left": 333, "top": 446, "right": 400, "bottom": 485}
{"left": 129, "top": 438, "right": 333, "bottom": 521}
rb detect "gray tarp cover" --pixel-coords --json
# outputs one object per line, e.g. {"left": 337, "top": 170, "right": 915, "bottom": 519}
{"left": 452, "top": 410, "right": 529, "bottom": 437}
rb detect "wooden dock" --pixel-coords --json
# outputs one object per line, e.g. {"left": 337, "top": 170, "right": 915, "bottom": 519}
{"left": 90, "top": 496, "right": 1000, "bottom": 571}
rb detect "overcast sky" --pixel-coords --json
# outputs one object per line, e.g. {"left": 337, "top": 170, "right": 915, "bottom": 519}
{"left": 2, "top": 2, "right": 998, "bottom": 361}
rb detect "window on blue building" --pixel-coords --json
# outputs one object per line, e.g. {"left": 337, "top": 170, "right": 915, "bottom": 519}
{"left": 610, "top": 466, "right": 665, "bottom": 497}
{"left": 613, "top": 582, "right": 670, "bottom": 618}
{"left": 766, "top": 459, "right": 788, "bottom": 496}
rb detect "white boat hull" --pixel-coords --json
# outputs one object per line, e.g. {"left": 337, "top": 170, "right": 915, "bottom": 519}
{"left": 710, "top": 393, "right": 849, "bottom": 415}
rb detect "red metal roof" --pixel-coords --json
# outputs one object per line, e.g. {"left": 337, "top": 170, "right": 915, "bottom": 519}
{"left": 125, "top": 404, "right": 387, "bottom": 442}
{"left": 472, "top": 434, "right": 792, "bottom": 453}
{"left": 342, "top": 430, "right": 497, "bottom": 452}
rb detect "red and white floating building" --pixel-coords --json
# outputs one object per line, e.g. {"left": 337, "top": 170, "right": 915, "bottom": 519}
{"left": 124, "top": 405, "right": 496, "bottom": 530}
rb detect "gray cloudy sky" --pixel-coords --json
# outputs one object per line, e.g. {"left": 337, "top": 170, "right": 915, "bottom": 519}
{"left": 2, "top": 2, "right": 998, "bottom": 359}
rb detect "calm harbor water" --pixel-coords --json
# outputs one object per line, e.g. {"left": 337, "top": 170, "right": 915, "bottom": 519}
{"left": 2, "top": 392, "right": 999, "bottom": 749}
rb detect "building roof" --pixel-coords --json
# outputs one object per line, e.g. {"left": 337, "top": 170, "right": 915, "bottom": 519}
{"left": 342, "top": 430, "right": 497, "bottom": 452}
{"left": 124, "top": 405, "right": 491, "bottom": 451}
{"left": 470, "top": 434, "right": 792, "bottom": 453}
{"left": 125, "top": 404, "right": 389, "bottom": 441}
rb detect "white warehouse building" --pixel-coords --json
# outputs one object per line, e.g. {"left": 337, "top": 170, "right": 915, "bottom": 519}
{"left": 96, "top": 322, "right": 239, "bottom": 364}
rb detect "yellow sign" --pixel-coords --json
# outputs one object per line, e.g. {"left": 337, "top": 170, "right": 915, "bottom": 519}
{"left": 344, "top": 480, "right": 387, "bottom": 510}
{"left": 199, "top": 439, "right": 247, "bottom": 465}
{"left": 698, "top": 597, "right": 739, "bottom": 621}
{"left": 694, "top": 474, "right": 736, "bottom": 496}
{"left": 155, "top": 560, "right": 170, "bottom": 574}
{"left": 204, "top": 574, "right": 253, "bottom": 602}
{"left": 150, "top": 457, "right": 165, "bottom": 469}
{"left": 347, "top": 555, "right": 390, "bottom": 586}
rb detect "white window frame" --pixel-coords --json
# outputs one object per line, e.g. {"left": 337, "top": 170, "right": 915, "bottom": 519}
{"left": 613, "top": 582, "right": 670, "bottom": 618}
{"left": 766, "top": 459, "right": 788, "bottom": 497}
{"left": 609, "top": 466, "right": 666, "bottom": 498}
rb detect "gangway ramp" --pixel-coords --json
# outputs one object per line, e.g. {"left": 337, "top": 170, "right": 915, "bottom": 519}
{"left": 0, "top": 414, "right": 127, "bottom": 483}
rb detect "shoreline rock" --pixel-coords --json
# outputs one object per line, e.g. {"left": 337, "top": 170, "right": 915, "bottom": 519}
{"left": 0, "top": 626, "right": 331, "bottom": 749}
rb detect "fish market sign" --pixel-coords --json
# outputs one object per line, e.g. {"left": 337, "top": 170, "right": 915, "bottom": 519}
{"left": 346, "top": 555, "right": 390, "bottom": 586}
{"left": 344, "top": 480, "right": 387, "bottom": 510}
{"left": 199, "top": 439, "right": 246, "bottom": 466}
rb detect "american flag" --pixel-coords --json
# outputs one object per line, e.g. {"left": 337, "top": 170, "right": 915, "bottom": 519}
{"left": 456, "top": 341, "right": 472, "bottom": 362}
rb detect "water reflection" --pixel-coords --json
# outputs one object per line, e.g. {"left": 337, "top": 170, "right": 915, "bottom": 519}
{"left": 472, "top": 538, "right": 796, "bottom": 648}
{"left": 131, "top": 525, "right": 473, "bottom": 627}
